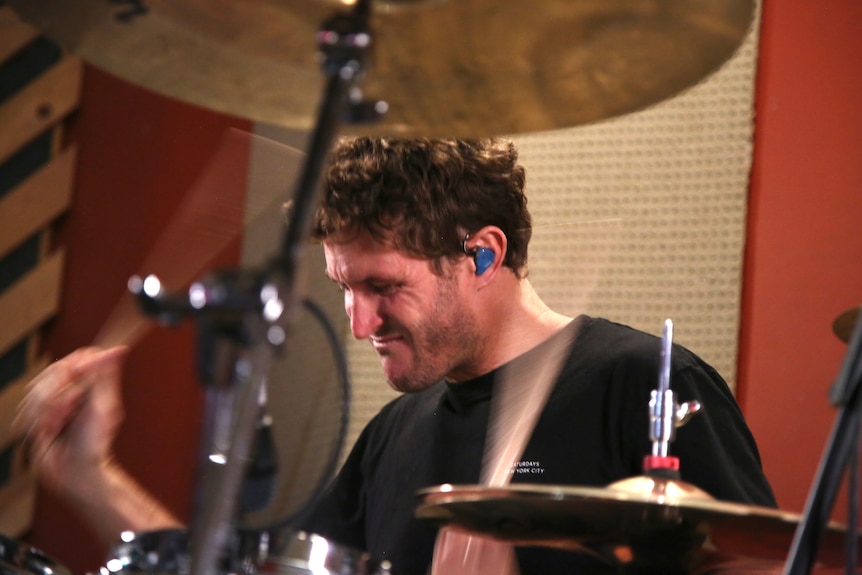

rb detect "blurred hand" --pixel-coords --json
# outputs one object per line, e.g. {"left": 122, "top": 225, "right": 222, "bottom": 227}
{"left": 14, "top": 346, "right": 128, "bottom": 497}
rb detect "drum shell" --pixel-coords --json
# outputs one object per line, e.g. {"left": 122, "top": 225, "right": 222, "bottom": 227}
{"left": 102, "top": 529, "right": 188, "bottom": 575}
{"left": 0, "top": 533, "right": 71, "bottom": 575}
{"left": 259, "top": 531, "right": 391, "bottom": 575}
{"left": 103, "top": 529, "right": 391, "bottom": 575}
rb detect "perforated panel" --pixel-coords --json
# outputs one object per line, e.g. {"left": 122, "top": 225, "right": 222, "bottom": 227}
{"left": 339, "top": 7, "right": 762, "bottom": 452}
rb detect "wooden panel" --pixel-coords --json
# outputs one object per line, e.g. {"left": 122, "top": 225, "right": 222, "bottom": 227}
{"left": 0, "top": 20, "right": 77, "bottom": 543}
{"left": 0, "top": 55, "right": 81, "bottom": 165}
{"left": 0, "top": 250, "right": 64, "bottom": 358}
{"left": 0, "top": 357, "right": 49, "bottom": 450}
{"left": 0, "top": 147, "right": 76, "bottom": 259}
{"left": 0, "top": 6, "right": 39, "bottom": 65}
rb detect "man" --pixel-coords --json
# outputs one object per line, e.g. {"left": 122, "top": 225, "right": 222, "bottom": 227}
{"left": 16, "top": 137, "right": 775, "bottom": 574}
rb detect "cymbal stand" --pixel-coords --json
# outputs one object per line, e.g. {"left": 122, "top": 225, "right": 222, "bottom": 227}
{"left": 784, "top": 306, "right": 862, "bottom": 575}
{"left": 134, "top": 3, "right": 383, "bottom": 575}
{"left": 609, "top": 319, "right": 703, "bottom": 496}
{"left": 607, "top": 319, "right": 704, "bottom": 575}
{"left": 643, "top": 319, "right": 701, "bottom": 477}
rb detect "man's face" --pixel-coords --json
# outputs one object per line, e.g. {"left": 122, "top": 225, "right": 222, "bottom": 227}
{"left": 324, "top": 231, "right": 483, "bottom": 392}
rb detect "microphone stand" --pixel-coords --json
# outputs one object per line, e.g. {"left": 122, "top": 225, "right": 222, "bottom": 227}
{"left": 134, "top": 3, "right": 383, "bottom": 575}
{"left": 784, "top": 307, "right": 862, "bottom": 575}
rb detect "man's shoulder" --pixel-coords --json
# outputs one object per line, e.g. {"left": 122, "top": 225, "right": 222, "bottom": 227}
{"left": 578, "top": 315, "right": 656, "bottom": 344}
{"left": 572, "top": 315, "right": 662, "bottom": 365}
{"left": 574, "top": 315, "right": 705, "bottom": 371}
{"left": 552, "top": 315, "right": 725, "bottom": 401}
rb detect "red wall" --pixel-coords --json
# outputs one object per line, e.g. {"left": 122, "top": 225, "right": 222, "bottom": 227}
{"left": 737, "top": 0, "right": 862, "bottom": 520}
{"left": 27, "top": 66, "right": 251, "bottom": 573}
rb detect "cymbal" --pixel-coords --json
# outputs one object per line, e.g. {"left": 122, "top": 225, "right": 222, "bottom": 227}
{"left": 9, "top": 0, "right": 754, "bottom": 137}
{"left": 833, "top": 307, "right": 860, "bottom": 343}
{"left": 417, "top": 483, "right": 856, "bottom": 572}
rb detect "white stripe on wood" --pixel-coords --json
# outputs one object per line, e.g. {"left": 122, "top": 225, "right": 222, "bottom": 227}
{"left": 0, "top": 147, "right": 76, "bottom": 259}
{"left": 0, "top": 6, "right": 39, "bottom": 65}
{"left": 0, "top": 250, "right": 64, "bottom": 357}
{"left": 0, "top": 55, "right": 82, "bottom": 165}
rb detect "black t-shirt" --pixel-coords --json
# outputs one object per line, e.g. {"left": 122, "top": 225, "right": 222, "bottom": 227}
{"left": 298, "top": 316, "right": 776, "bottom": 574}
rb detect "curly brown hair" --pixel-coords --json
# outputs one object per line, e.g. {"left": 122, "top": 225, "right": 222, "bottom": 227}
{"left": 312, "top": 137, "right": 532, "bottom": 276}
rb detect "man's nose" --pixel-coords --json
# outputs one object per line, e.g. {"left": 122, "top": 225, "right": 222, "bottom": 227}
{"left": 346, "top": 292, "right": 383, "bottom": 340}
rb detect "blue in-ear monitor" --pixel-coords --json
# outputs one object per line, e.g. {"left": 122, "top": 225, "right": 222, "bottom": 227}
{"left": 474, "top": 247, "right": 495, "bottom": 275}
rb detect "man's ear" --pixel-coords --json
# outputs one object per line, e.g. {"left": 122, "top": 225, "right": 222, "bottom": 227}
{"left": 463, "top": 226, "right": 507, "bottom": 279}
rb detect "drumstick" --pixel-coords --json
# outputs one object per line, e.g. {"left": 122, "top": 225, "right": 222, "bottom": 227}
{"left": 482, "top": 321, "right": 580, "bottom": 486}
{"left": 430, "top": 324, "right": 579, "bottom": 575}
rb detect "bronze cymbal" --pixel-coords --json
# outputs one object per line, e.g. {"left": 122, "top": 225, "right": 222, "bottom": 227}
{"left": 9, "top": 0, "right": 754, "bottom": 137}
{"left": 417, "top": 483, "right": 856, "bottom": 572}
{"left": 833, "top": 307, "right": 860, "bottom": 343}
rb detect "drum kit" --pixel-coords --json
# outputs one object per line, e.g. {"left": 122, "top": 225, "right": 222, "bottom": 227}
{"left": 5, "top": 0, "right": 862, "bottom": 574}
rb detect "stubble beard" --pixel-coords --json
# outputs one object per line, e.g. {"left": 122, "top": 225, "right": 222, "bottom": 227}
{"left": 386, "top": 274, "right": 483, "bottom": 393}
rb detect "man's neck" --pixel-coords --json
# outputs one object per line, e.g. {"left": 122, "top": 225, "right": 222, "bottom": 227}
{"left": 456, "top": 278, "right": 574, "bottom": 381}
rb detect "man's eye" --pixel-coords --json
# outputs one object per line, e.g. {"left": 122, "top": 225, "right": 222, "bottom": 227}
{"left": 371, "top": 284, "right": 398, "bottom": 296}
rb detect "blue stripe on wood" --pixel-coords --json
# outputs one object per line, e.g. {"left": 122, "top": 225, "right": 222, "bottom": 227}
{"left": 0, "top": 340, "right": 26, "bottom": 391}
{"left": 0, "top": 234, "right": 39, "bottom": 293}
{"left": 0, "top": 36, "right": 62, "bottom": 104}
{"left": 0, "top": 129, "right": 54, "bottom": 198}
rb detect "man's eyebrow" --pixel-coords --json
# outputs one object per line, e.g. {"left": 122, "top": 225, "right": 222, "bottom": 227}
{"left": 325, "top": 272, "right": 396, "bottom": 287}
